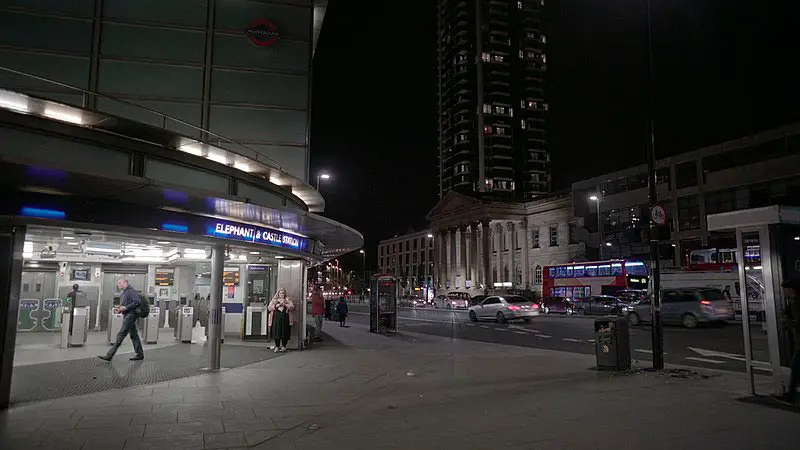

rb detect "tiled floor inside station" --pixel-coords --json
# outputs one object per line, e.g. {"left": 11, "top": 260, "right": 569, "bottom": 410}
{"left": 11, "top": 329, "right": 279, "bottom": 406}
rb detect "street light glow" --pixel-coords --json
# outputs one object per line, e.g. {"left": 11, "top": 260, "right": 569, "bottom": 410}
{"left": 605, "top": 242, "right": 612, "bottom": 247}
{"left": 359, "top": 249, "right": 365, "bottom": 254}
{"left": 426, "top": 233, "right": 433, "bottom": 238}
{"left": 319, "top": 173, "right": 330, "bottom": 180}
{"left": 589, "top": 195, "right": 599, "bottom": 201}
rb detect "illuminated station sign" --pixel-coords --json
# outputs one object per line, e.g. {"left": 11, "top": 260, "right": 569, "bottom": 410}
{"left": 205, "top": 219, "right": 307, "bottom": 251}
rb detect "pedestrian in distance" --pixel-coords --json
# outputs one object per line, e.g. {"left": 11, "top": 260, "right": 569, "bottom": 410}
{"left": 337, "top": 295, "right": 348, "bottom": 327}
{"left": 311, "top": 288, "right": 325, "bottom": 341}
{"left": 98, "top": 279, "right": 144, "bottom": 362}
{"left": 781, "top": 279, "right": 800, "bottom": 405}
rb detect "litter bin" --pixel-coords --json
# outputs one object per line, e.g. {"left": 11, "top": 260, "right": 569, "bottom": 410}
{"left": 594, "top": 318, "right": 631, "bottom": 370}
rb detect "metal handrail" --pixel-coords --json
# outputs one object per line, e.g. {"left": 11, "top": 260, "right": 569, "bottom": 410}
{"left": 0, "top": 65, "right": 286, "bottom": 172}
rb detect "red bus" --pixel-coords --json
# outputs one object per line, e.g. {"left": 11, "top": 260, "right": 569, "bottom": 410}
{"left": 542, "top": 259, "right": 649, "bottom": 300}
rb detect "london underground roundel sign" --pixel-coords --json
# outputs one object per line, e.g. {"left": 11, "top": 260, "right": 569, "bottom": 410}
{"left": 650, "top": 205, "right": 667, "bottom": 227}
{"left": 245, "top": 19, "right": 280, "bottom": 47}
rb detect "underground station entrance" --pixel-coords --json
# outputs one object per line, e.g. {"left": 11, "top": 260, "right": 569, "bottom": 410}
{"left": 0, "top": 224, "right": 314, "bottom": 407}
{"left": 706, "top": 206, "right": 800, "bottom": 402}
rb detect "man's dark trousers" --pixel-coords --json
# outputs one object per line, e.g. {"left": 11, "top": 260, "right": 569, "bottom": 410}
{"left": 106, "top": 313, "right": 144, "bottom": 358}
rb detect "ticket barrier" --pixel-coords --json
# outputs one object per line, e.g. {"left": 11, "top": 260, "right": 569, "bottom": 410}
{"left": 60, "top": 306, "right": 90, "bottom": 348}
{"left": 107, "top": 308, "right": 124, "bottom": 345}
{"left": 142, "top": 306, "right": 160, "bottom": 344}
{"left": 175, "top": 306, "right": 194, "bottom": 343}
{"left": 244, "top": 304, "right": 268, "bottom": 340}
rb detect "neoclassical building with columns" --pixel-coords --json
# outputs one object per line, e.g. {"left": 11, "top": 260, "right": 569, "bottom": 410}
{"left": 426, "top": 191, "right": 587, "bottom": 296}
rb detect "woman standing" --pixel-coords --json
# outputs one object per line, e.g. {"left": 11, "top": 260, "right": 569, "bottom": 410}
{"left": 268, "top": 288, "right": 295, "bottom": 352}
{"left": 336, "top": 296, "right": 348, "bottom": 327}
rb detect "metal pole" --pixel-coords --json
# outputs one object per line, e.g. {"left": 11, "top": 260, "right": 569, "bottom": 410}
{"left": 316, "top": 175, "right": 320, "bottom": 191}
{"left": 597, "top": 199, "right": 603, "bottom": 260}
{"left": 208, "top": 244, "right": 224, "bottom": 371}
{"left": 361, "top": 252, "right": 366, "bottom": 297}
{"left": 645, "top": 0, "right": 664, "bottom": 370}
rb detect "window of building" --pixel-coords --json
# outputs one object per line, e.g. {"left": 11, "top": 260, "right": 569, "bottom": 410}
{"left": 541, "top": 35, "right": 546, "bottom": 44}
{"left": 483, "top": 104, "right": 491, "bottom": 113}
{"left": 455, "top": 163, "right": 469, "bottom": 174}
{"left": 568, "top": 223, "right": 577, "bottom": 244}
{"left": 493, "top": 54, "right": 504, "bottom": 63}
{"left": 481, "top": 52, "right": 491, "bottom": 62}
{"left": 484, "top": 125, "right": 493, "bottom": 134}
{"left": 520, "top": 119, "right": 526, "bottom": 130}
{"left": 674, "top": 161, "right": 698, "bottom": 189}
{"left": 457, "top": 133, "right": 468, "bottom": 142}
{"left": 534, "top": 265, "right": 542, "bottom": 285}
{"left": 677, "top": 195, "right": 701, "bottom": 230}
{"left": 518, "top": 50, "right": 524, "bottom": 59}
{"left": 532, "top": 228, "right": 540, "bottom": 248}
{"left": 413, "top": 239, "right": 417, "bottom": 250}
{"left": 496, "top": 127, "right": 506, "bottom": 135}
{"left": 518, "top": 1, "right": 523, "bottom": 9}
{"left": 549, "top": 225, "right": 559, "bottom": 246}
{"left": 495, "top": 106, "right": 505, "bottom": 114}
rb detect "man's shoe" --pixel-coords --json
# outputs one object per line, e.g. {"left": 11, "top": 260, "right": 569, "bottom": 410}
{"left": 129, "top": 355, "right": 144, "bottom": 361}
{"left": 98, "top": 355, "right": 112, "bottom": 361}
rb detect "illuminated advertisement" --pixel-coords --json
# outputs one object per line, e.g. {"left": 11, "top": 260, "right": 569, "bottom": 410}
{"left": 205, "top": 219, "right": 306, "bottom": 251}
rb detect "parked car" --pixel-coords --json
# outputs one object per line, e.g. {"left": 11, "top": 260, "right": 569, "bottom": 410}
{"left": 541, "top": 296, "right": 575, "bottom": 315}
{"left": 625, "top": 287, "right": 733, "bottom": 328}
{"left": 573, "top": 295, "right": 628, "bottom": 316}
{"left": 468, "top": 295, "right": 540, "bottom": 323}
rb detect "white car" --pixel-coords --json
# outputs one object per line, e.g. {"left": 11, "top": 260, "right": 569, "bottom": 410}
{"left": 468, "top": 295, "right": 540, "bottom": 323}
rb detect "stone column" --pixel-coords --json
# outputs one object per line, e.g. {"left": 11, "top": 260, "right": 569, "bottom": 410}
{"left": 481, "top": 220, "right": 492, "bottom": 288}
{"left": 469, "top": 222, "right": 479, "bottom": 288}
{"left": 521, "top": 219, "right": 530, "bottom": 289}
{"left": 448, "top": 228, "right": 457, "bottom": 289}
{"left": 494, "top": 223, "right": 503, "bottom": 284}
{"left": 438, "top": 230, "right": 448, "bottom": 288}
{"left": 459, "top": 225, "right": 468, "bottom": 288}
{"left": 507, "top": 222, "right": 516, "bottom": 287}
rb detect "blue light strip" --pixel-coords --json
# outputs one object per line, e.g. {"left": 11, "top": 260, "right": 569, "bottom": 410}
{"left": 20, "top": 207, "right": 66, "bottom": 220}
{"left": 162, "top": 223, "right": 188, "bottom": 233}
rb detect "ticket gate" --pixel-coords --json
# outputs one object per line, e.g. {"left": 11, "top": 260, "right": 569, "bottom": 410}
{"left": 175, "top": 306, "right": 194, "bottom": 343}
{"left": 142, "top": 306, "right": 160, "bottom": 344}
{"left": 107, "top": 308, "right": 124, "bottom": 344}
{"left": 42, "top": 299, "right": 62, "bottom": 331}
{"left": 244, "top": 304, "right": 268, "bottom": 340}
{"left": 60, "top": 306, "right": 90, "bottom": 348}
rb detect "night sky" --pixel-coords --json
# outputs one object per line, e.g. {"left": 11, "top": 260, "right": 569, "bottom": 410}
{"left": 310, "top": 0, "right": 799, "bottom": 272}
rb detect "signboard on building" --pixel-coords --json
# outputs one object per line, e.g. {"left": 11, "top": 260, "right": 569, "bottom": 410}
{"left": 223, "top": 269, "right": 240, "bottom": 286}
{"left": 205, "top": 219, "right": 307, "bottom": 252}
{"left": 245, "top": 19, "right": 280, "bottom": 47}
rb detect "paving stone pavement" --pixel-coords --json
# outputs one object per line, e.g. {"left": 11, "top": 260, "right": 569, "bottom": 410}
{"left": 1, "top": 322, "right": 797, "bottom": 449}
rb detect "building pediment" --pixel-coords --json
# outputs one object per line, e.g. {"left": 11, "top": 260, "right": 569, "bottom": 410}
{"left": 426, "top": 191, "right": 484, "bottom": 220}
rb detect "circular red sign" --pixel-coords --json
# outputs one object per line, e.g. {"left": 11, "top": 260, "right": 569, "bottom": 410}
{"left": 245, "top": 19, "right": 280, "bottom": 47}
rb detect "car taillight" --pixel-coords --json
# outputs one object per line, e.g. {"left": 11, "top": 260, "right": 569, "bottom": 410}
{"left": 531, "top": 304, "right": 539, "bottom": 309}
{"left": 507, "top": 305, "right": 521, "bottom": 311}
{"left": 700, "top": 299, "right": 712, "bottom": 306}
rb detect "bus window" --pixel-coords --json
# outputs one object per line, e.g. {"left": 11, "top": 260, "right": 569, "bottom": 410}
{"left": 557, "top": 266, "right": 567, "bottom": 277}
{"left": 548, "top": 267, "right": 556, "bottom": 277}
{"left": 624, "top": 261, "right": 648, "bottom": 276}
{"left": 566, "top": 266, "right": 574, "bottom": 277}
{"left": 611, "top": 263, "right": 622, "bottom": 276}
{"left": 598, "top": 265, "right": 611, "bottom": 276}
{"left": 574, "top": 266, "right": 585, "bottom": 277}
{"left": 586, "top": 266, "right": 597, "bottom": 276}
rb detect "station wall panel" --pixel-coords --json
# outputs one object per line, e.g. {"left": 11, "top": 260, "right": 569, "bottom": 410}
{"left": 145, "top": 159, "right": 229, "bottom": 194}
{"left": 237, "top": 182, "right": 285, "bottom": 209}
{"left": 210, "top": 69, "right": 307, "bottom": 108}
{"left": 0, "top": 12, "right": 92, "bottom": 55}
{"left": 100, "top": 23, "right": 206, "bottom": 64}
{"left": 95, "top": 98, "right": 203, "bottom": 139}
{"left": 242, "top": 144, "right": 307, "bottom": 181}
{"left": 212, "top": 35, "right": 309, "bottom": 73}
{"left": 96, "top": 60, "right": 204, "bottom": 100}
{"left": 102, "top": 0, "right": 209, "bottom": 27}
{"left": 215, "top": 0, "right": 311, "bottom": 42}
{"left": 0, "top": 127, "right": 130, "bottom": 176}
{"left": 208, "top": 106, "right": 306, "bottom": 144}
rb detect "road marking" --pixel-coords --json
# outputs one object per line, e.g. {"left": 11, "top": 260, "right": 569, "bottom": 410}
{"left": 633, "top": 349, "right": 668, "bottom": 355}
{"left": 687, "top": 347, "right": 771, "bottom": 366}
{"left": 685, "top": 357, "right": 726, "bottom": 365}
{"left": 480, "top": 325, "right": 490, "bottom": 329}
{"left": 513, "top": 331, "right": 528, "bottom": 335}
{"left": 536, "top": 335, "right": 552, "bottom": 339}
{"left": 495, "top": 328, "right": 508, "bottom": 332}
{"left": 587, "top": 339, "right": 596, "bottom": 343}
{"left": 464, "top": 323, "right": 475, "bottom": 326}
{"left": 562, "top": 338, "right": 583, "bottom": 343}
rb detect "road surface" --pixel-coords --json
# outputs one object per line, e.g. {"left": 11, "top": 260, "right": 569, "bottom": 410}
{"left": 345, "top": 304, "right": 773, "bottom": 373}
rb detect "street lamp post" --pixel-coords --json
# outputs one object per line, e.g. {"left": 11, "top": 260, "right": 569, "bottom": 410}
{"left": 644, "top": 0, "right": 664, "bottom": 371}
{"left": 589, "top": 195, "right": 602, "bottom": 259}
{"left": 359, "top": 249, "right": 365, "bottom": 299}
{"left": 316, "top": 172, "right": 330, "bottom": 191}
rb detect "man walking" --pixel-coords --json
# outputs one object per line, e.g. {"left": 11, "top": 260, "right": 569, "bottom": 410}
{"left": 99, "top": 279, "right": 144, "bottom": 361}
{"left": 782, "top": 279, "right": 800, "bottom": 404}
{"left": 311, "top": 288, "right": 325, "bottom": 341}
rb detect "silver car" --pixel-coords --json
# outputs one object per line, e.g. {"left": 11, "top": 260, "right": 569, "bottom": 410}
{"left": 468, "top": 295, "right": 540, "bottom": 323}
{"left": 625, "top": 287, "right": 733, "bottom": 328}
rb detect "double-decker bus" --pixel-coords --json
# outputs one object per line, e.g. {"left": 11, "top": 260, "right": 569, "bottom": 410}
{"left": 542, "top": 259, "right": 649, "bottom": 300}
